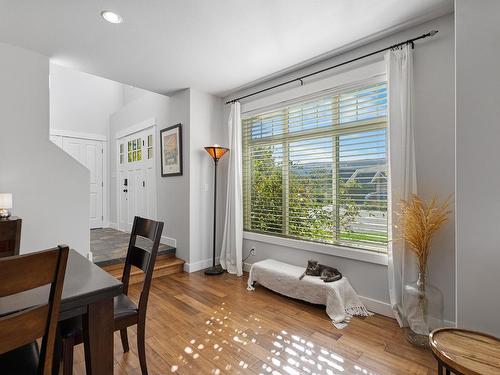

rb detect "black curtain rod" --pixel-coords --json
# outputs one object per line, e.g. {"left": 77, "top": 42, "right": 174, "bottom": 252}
{"left": 226, "top": 30, "right": 438, "bottom": 105}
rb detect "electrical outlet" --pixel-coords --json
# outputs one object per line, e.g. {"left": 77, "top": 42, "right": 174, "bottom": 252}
{"left": 250, "top": 247, "right": 256, "bottom": 256}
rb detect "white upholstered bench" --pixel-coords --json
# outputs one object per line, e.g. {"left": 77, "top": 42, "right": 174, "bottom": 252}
{"left": 247, "top": 259, "right": 371, "bottom": 328}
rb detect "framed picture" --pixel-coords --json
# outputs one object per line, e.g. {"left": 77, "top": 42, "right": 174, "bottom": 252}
{"left": 160, "top": 123, "right": 183, "bottom": 177}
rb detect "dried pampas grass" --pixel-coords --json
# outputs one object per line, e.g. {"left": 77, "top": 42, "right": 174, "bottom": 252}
{"left": 399, "top": 195, "right": 451, "bottom": 273}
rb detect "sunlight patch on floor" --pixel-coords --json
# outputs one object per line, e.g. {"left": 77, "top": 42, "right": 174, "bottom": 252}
{"left": 163, "top": 301, "right": 382, "bottom": 375}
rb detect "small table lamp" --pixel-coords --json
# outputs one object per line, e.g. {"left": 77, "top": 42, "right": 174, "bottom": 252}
{"left": 204, "top": 145, "right": 229, "bottom": 275}
{"left": 0, "top": 193, "right": 13, "bottom": 219}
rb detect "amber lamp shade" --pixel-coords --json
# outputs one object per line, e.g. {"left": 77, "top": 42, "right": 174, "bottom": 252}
{"left": 204, "top": 145, "right": 229, "bottom": 161}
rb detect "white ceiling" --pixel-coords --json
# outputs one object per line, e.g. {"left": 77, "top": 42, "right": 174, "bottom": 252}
{"left": 0, "top": 0, "right": 453, "bottom": 97}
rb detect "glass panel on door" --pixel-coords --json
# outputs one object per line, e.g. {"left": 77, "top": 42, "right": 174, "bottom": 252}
{"left": 119, "top": 143, "right": 124, "bottom": 164}
{"left": 137, "top": 138, "right": 142, "bottom": 161}
{"left": 147, "top": 135, "right": 153, "bottom": 159}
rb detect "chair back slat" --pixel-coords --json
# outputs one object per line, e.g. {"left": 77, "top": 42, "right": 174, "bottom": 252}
{"left": 121, "top": 217, "right": 163, "bottom": 307}
{"left": 128, "top": 246, "right": 151, "bottom": 272}
{"left": 0, "top": 305, "right": 49, "bottom": 354}
{"left": 133, "top": 219, "right": 159, "bottom": 241}
{"left": 0, "top": 245, "right": 68, "bottom": 375}
{"left": 0, "top": 250, "right": 60, "bottom": 297}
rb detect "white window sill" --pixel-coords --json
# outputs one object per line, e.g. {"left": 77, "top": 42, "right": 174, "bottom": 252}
{"left": 243, "top": 231, "right": 388, "bottom": 266}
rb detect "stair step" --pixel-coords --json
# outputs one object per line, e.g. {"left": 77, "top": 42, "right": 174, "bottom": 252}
{"left": 101, "top": 254, "right": 185, "bottom": 284}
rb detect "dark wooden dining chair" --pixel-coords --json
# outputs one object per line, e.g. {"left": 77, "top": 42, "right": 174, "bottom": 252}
{"left": 0, "top": 217, "right": 22, "bottom": 258}
{"left": 61, "top": 216, "right": 163, "bottom": 375}
{"left": 0, "top": 245, "right": 69, "bottom": 375}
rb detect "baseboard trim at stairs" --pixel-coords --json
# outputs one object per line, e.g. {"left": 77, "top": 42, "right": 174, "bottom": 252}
{"left": 103, "top": 224, "right": 177, "bottom": 248}
{"left": 161, "top": 235, "right": 176, "bottom": 248}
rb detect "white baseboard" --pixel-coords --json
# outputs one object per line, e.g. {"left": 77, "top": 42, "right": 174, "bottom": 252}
{"left": 108, "top": 222, "right": 119, "bottom": 230}
{"left": 161, "top": 235, "right": 176, "bottom": 248}
{"left": 354, "top": 296, "right": 456, "bottom": 327}
{"left": 444, "top": 319, "right": 456, "bottom": 328}
{"left": 243, "top": 262, "right": 252, "bottom": 272}
{"left": 358, "top": 295, "right": 393, "bottom": 317}
{"left": 184, "top": 257, "right": 220, "bottom": 273}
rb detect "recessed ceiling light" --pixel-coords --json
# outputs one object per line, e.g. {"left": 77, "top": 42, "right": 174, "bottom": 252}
{"left": 101, "top": 10, "right": 123, "bottom": 24}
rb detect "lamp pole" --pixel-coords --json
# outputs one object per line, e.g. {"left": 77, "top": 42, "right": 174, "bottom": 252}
{"left": 212, "top": 157, "right": 218, "bottom": 268}
{"left": 204, "top": 145, "right": 229, "bottom": 275}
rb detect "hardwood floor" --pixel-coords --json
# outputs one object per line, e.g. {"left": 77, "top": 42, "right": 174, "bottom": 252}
{"left": 71, "top": 271, "right": 437, "bottom": 374}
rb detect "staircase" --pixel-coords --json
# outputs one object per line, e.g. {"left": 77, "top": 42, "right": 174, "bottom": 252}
{"left": 99, "top": 253, "right": 185, "bottom": 285}
{"left": 90, "top": 228, "right": 185, "bottom": 284}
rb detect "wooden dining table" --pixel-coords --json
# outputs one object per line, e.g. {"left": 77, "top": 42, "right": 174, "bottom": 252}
{"left": 0, "top": 249, "right": 122, "bottom": 374}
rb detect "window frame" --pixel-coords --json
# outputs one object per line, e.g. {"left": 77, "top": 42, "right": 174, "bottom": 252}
{"left": 242, "top": 79, "right": 389, "bottom": 258}
{"left": 243, "top": 231, "right": 388, "bottom": 265}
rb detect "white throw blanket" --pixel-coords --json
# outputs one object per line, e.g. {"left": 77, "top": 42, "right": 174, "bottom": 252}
{"left": 247, "top": 259, "right": 371, "bottom": 329}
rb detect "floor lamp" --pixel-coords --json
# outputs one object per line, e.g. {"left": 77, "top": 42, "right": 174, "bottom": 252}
{"left": 204, "top": 145, "right": 229, "bottom": 275}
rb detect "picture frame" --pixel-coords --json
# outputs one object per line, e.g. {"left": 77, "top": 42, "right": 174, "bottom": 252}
{"left": 160, "top": 123, "right": 183, "bottom": 177}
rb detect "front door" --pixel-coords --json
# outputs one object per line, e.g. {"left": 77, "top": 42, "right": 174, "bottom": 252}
{"left": 117, "top": 128, "right": 156, "bottom": 232}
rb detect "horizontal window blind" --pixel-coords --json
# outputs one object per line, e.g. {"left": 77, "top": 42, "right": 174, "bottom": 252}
{"left": 242, "top": 81, "right": 388, "bottom": 252}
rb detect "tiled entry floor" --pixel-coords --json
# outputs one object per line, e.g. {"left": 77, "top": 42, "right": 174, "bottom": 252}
{"left": 90, "top": 227, "right": 175, "bottom": 265}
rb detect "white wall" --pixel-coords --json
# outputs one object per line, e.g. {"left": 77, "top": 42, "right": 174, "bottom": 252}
{"left": 413, "top": 14, "right": 455, "bottom": 324}
{"left": 455, "top": 0, "right": 500, "bottom": 336}
{"left": 48, "top": 64, "right": 222, "bottom": 266}
{"left": 122, "top": 85, "right": 150, "bottom": 107}
{"left": 107, "top": 87, "right": 225, "bottom": 267}
{"left": 187, "top": 89, "right": 226, "bottom": 268}
{"left": 164, "top": 89, "right": 190, "bottom": 262}
{"left": 109, "top": 91, "right": 170, "bottom": 223}
{"left": 224, "top": 14, "right": 455, "bottom": 320}
{"left": 108, "top": 90, "right": 194, "bottom": 256}
{"left": 48, "top": 63, "right": 207, "bottom": 265}
{"left": 49, "top": 63, "right": 123, "bottom": 136}
{"left": 0, "top": 42, "right": 89, "bottom": 255}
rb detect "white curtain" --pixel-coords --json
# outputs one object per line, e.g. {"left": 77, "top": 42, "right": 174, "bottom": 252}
{"left": 386, "top": 45, "right": 417, "bottom": 326}
{"left": 220, "top": 102, "right": 243, "bottom": 276}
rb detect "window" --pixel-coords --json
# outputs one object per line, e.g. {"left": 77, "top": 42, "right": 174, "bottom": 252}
{"left": 119, "top": 143, "right": 124, "bottom": 164}
{"left": 242, "top": 82, "right": 388, "bottom": 252}
{"left": 147, "top": 135, "right": 153, "bottom": 159}
{"left": 136, "top": 138, "right": 142, "bottom": 161}
{"left": 127, "top": 138, "right": 143, "bottom": 162}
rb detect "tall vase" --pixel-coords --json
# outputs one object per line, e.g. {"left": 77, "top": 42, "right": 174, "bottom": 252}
{"left": 403, "top": 272, "right": 444, "bottom": 347}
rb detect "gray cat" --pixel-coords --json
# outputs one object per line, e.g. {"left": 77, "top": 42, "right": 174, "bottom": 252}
{"left": 299, "top": 259, "right": 342, "bottom": 283}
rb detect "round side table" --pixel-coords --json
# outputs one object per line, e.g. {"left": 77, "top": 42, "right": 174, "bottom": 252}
{"left": 429, "top": 328, "right": 500, "bottom": 375}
